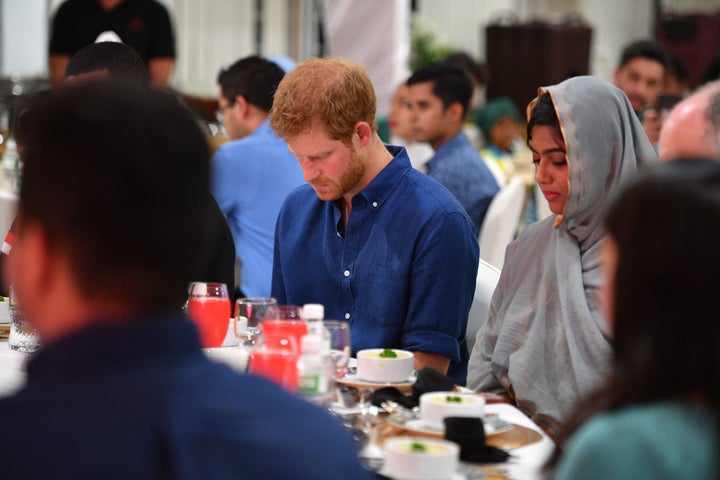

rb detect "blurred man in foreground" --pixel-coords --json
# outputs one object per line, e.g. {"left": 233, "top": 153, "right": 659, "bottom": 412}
{"left": 658, "top": 80, "right": 720, "bottom": 161}
{"left": 0, "top": 82, "right": 369, "bottom": 479}
{"left": 270, "top": 58, "right": 479, "bottom": 384}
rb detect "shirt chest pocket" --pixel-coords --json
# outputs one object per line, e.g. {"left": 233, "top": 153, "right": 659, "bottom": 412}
{"left": 363, "top": 264, "right": 408, "bottom": 327}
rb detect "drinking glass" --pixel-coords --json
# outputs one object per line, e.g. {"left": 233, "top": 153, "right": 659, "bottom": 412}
{"left": 323, "top": 320, "right": 351, "bottom": 378}
{"left": 235, "top": 297, "right": 276, "bottom": 343}
{"left": 262, "top": 304, "right": 307, "bottom": 350}
{"left": 187, "top": 282, "right": 231, "bottom": 348}
{"left": 7, "top": 286, "right": 41, "bottom": 353}
{"left": 249, "top": 333, "right": 299, "bottom": 392}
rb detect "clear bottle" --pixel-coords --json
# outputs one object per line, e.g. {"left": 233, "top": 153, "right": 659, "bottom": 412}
{"left": 302, "top": 303, "right": 331, "bottom": 353}
{"left": 1, "top": 137, "right": 21, "bottom": 192}
{"left": 297, "top": 335, "right": 331, "bottom": 406}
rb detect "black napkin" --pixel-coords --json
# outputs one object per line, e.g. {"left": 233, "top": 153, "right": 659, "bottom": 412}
{"left": 443, "top": 417, "right": 511, "bottom": 463}
{"left": 371, "top": 366, "right": 457, "bottom": 408}
{"left": 410, "top": 366, "right": 456, "bottom": 403}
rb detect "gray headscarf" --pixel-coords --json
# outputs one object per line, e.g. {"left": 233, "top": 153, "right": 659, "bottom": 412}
{"left": 467, "top": 76, "right": 658, "bottom": 435}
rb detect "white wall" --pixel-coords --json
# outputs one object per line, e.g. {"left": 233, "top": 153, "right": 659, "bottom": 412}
{"left": 3, "top": 0, "right": 717, "bottom": 93}
{"left": 1, "top": 0, "right": 49, "bottom": 77}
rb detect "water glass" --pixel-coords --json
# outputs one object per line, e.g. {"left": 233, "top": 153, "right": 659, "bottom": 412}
{"left": 8, "top": 303, "right": 41, "bottom": 353}
{"left": 235, "top": 297, "right": 276, "bottom": 343}
{"left": 324, "top": 320, "right": 351, "bottom": 378}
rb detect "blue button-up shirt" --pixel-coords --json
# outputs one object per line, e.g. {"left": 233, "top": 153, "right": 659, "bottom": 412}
{"left": 272, "top": 146, "right": 479, "bottom": 383}
{"left": 426, "top": 131, "right": 499, "bottom": 234}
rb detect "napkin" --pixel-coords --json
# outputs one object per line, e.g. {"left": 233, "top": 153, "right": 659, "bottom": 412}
{"left": 444, "top": 417, "right": 511, "bottom": 463}
{"left": 371, "top": 366, "right": 457, "bottom": 408}
{"left": 410, "top": 366, "right": 456, "bottom": 402}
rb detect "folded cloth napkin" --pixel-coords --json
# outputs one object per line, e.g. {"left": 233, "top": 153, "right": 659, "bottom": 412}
{"left": 444, "top": 417, "right": 511, "bottom": 463}
{"left": 410, "top": 366, "right": 456, "bottom": 403}
{"left": 371, "top": 366, "right": 457, "bottom": 408}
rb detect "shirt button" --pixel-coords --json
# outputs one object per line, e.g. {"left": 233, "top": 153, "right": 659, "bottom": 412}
{"left": 343, "top": 269, "right": 350, "bottom": 277}
{"left": 372, "top": 201, "right": 378, "bottom": 208}
{"left": 344, "top": 312, "right": 351, "bottom": 320}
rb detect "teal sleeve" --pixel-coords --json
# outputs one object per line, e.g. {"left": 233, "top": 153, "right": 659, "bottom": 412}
{"left": 554, "top": 417, "right": 667, "bottom": 480}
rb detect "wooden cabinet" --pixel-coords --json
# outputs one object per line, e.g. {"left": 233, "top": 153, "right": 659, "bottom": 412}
{"left": 485, "top": 22, "right": 592, "bottom": 114}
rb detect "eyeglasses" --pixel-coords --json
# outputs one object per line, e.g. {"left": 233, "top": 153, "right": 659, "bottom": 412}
{"left": 215, "top": 103, "right": 232, "bottom": 124}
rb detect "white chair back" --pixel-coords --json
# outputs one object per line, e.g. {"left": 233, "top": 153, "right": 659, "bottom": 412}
{"left": 466, "top": 259, "right": 501, "bottom": 353}
{"left": 478, "top": 176, "right": 526, "bottom": 270}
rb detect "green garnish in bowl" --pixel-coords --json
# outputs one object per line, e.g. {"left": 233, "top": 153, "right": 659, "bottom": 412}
{"left": 445, "top": 395, "right": 462, "bottom": 403}
{"left": 410, "top": 442, "right": 426, "bottom": 452}
{"left": 379, "top": 348, "right": 398, "bottom": 358}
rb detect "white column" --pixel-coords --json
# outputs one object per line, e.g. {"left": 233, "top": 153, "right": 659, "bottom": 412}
{"left": 320, "top": 0, "right": 410, "bottom": 117}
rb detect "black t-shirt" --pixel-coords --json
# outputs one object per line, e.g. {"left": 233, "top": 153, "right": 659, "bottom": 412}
{"left": 49, "top": 0, "right": 175, "bottom": 63}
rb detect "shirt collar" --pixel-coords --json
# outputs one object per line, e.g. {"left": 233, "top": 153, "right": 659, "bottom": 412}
{"left": 353, "top": 145, "right": 412, "bottom": 210}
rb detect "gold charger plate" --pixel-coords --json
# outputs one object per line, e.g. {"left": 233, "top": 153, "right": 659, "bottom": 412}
{"left": 384, "top": 419, "right": 542, "bottom": 449}
{"left": 386, "top": 415, "right": 513, "bottom": 438}
{"left": 336, "top": 374, "right": 414, "bottom": 393}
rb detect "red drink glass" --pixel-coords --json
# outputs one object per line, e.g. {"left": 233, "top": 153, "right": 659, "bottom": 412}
{"left": 187, "top": 282, "right": 231, "bottom": 348}
{"left": 249, "top": 334, "right": 299, "bottom": 392}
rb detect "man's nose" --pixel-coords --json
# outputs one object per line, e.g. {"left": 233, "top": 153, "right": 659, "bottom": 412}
{"left": 299, "top": 158, "right": 319, "bottom": 182}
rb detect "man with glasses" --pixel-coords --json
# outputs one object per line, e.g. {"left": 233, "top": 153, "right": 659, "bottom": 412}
{"left": 211, "top": 56, "right": 303, "bottom": 298}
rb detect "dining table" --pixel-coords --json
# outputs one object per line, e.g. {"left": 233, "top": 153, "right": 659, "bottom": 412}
{"left": 0, "top": 338, "right": 29, "bottom": 397}
{"left": 342, "top": 396, "right": 555, "bottom": 479}
{"left": 0, "top": 337, "right": 555, "bottom": 479}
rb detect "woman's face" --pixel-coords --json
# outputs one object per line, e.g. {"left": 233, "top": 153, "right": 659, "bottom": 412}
{"left": 388, "top": 84, "right": 413, "bottom": 142}
{"left": 530, "top": 125, "right": 569, "bottom": 215}
{"left": 489, "top": 115, "right": 518, "bottom": 152}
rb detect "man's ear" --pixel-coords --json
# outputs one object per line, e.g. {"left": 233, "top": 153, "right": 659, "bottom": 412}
{"left": 354, "top": 121, "right": 372, "bottom": 146}
{"left": 447, "top": 102, "right": 465, "bottom": 123}
{"left": 234, "top": 95, "right": 249, "bottom": 118}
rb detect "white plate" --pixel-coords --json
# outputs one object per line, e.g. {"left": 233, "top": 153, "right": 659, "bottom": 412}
{"left": 378, "top": 467, "right": 464, "bottom": 480}
{"left": 387, "top": 416, "right": 512, "bottom": 438}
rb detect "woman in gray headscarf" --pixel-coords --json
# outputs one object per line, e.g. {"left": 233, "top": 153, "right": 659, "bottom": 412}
{"left": 467, "top": 76, "right": 658, "bottom": 437}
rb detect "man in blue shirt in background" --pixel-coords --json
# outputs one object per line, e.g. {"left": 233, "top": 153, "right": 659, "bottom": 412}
{"left": 270, "top": 58, "right": 479, "bottom": 384}
{"left": 211, "top": 56, "right": 304, "bottom": 297}
{"left": 407, "top": 63, "right": 499, "bottom": 235}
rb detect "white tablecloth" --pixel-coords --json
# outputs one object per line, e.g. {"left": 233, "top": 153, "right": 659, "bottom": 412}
{"left": 0, "top": 188, "right": 18, "bottom": 239}
{"left": 483, "top": 403, "right": 555, "bottom": 479}
{"left": 0, "top": 340, "right": 28, "bottom": 396}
